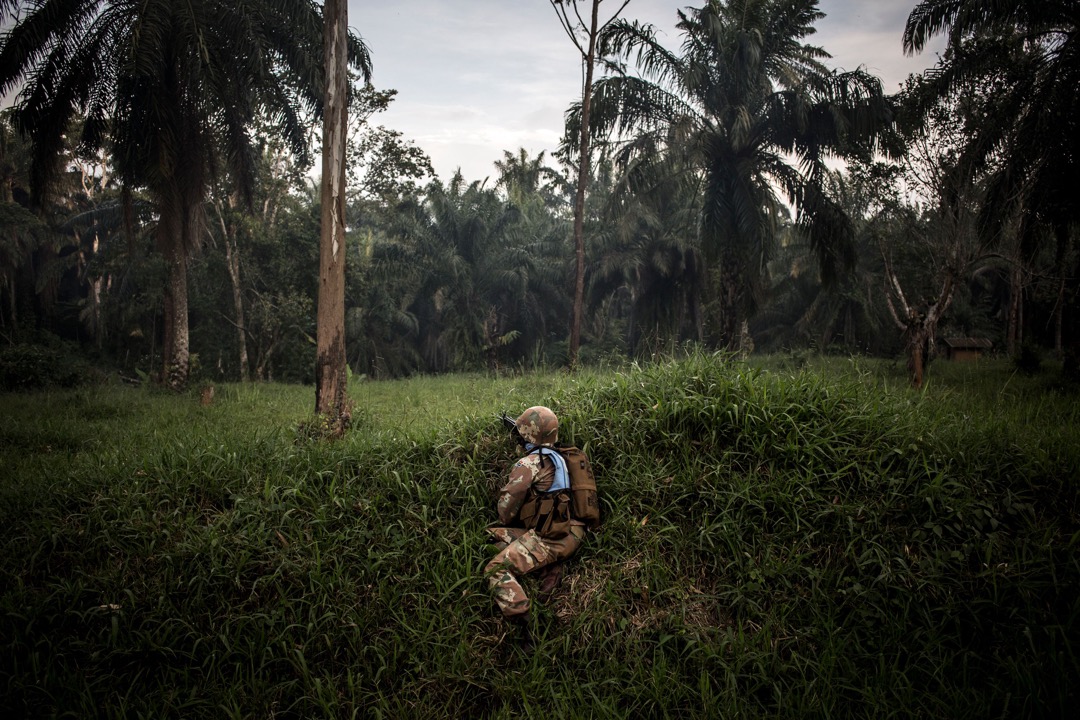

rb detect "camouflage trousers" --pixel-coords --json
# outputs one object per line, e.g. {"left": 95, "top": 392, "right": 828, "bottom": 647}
{"left": 484, "top": 525, "right": 584, "bottom": 618}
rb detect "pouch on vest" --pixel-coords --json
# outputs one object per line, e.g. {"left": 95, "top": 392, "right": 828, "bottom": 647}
{"left": 559, "top": 445, "right": 601, "bottom": 529}
{"left": 519, "top": 489, "right": 572, "bottom": 538}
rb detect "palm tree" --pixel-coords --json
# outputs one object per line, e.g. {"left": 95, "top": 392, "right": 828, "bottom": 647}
{"left": 494, "top": 148, "right": 561, "bottom": 216}
{"left": 492, "top": 148, "right": 571, "bottom": 363}
{"left": 0, "top": 0, "right": 371, "bottom": 389}
{"left": 587, "top": 151, "right": 705, "bottom": 356}
{"left": 586, "top": 0, "right": 894, "bottom": 349}
{"left": 903, "top": 0, "right": 1080, "bottom": 365}
{"left": 373, "top": 171, "right": 565, "bottom": 373}
{"left": 1, "top": 111, "right": 40, "bottom": 330}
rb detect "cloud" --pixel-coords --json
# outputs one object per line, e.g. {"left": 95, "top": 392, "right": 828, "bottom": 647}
{"left": 815, "top": 0, "right": 947, "bottom": 90}
{"left": 349, "top": 0, "right": 947, "bottom": 182}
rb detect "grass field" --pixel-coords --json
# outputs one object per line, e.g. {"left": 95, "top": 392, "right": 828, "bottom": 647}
{"left": 1, "top": 353, "right": 1077, "bottom": 717}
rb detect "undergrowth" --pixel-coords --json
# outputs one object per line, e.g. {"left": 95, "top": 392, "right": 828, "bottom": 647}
{"left": 1, "top": 356, "right": 1077, "bottom": 718}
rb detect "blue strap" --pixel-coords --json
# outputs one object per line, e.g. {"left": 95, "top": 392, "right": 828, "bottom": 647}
{"left": 525, "top": 444, "right": 570, "bottom": 492}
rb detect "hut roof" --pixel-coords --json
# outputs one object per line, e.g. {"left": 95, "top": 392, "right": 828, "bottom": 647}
{"left": 942, "top": 337, "right": 993, "bottom": 349}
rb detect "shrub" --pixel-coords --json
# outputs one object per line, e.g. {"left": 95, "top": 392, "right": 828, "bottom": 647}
{"left": 0, "top": 343, "right": 92, "bottom": 391}
{"left": 1013, "top": 342, "right": 1043, "bottom": 375}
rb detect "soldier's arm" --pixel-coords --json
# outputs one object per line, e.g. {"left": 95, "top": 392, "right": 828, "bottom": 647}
{"left": 495, "top": 456, "right": 539, "bottom": 525}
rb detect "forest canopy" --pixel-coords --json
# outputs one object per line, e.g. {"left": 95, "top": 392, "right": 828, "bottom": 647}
{"left": 0, "top": 0, "right": 1076, "bottom": 390}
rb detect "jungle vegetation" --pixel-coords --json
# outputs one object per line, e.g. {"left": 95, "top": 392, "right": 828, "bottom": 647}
{"left": 0, "top": 0, "right": 1076, "bottom": 391}
{"left": 1, "top": 2, "right": 1078, "bottom": 716}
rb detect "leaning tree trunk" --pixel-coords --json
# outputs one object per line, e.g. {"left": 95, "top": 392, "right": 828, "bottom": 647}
{"left": 314, "top": 0, "right": 350, "bottom": 434}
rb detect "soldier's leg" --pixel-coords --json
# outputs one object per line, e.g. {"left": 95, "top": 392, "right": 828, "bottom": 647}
{"left": 537, "top": 526, "right": 585, "bottom": 596}
{"left": 485, "top": 526, "right": 526, "bottom": 552}
{"left": 484, "top": 529, "right": 556, "bottom": 617}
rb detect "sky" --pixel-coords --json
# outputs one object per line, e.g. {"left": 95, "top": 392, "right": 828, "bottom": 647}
{"left": 350, "top": 0, "right": 947, "bottom": 184}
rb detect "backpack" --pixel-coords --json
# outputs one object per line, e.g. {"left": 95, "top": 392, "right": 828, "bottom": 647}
{"left": 557, "top": 445, "right": 601, "bottom": 529}
{"left": 518, "top": 445, "right": 601, "bottom": 536}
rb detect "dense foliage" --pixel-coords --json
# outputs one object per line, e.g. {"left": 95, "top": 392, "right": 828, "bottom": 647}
{"left": 1, "top": 1, "right": 1076, "bottom": 388}
{"left": 586, "top": 0, "right": 893, "bottom": 347}
{"left": 1, "top": 354, "right": 1076, "bottom": 716}
{"left": 0, "top": 0, "right": 372, "bottom": 390}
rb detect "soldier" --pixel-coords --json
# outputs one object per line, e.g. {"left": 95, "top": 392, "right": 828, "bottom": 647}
{"left": 485, "top": 405, "right": 588, "bottom": 622}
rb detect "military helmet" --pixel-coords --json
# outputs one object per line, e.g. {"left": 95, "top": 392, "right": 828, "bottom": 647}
{"left": 515, "top": 406, "right": 559, "bottom": 446}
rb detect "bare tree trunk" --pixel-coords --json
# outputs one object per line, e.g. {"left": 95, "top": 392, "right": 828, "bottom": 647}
{"left": 552, "top": 0, "right": 630, "bottom": 368}
{"left": 690, "top": 288, "right": 703, "bottom": 344}
{"left": 627, "top": 288, "right": 639, "bottom": 354}
{"left": 1053, "top": 225, "right": 1068, "bottom": 362}
{"left": 88, "top": 233, "right": 103, "bottom": 349}
{"left": 156, "top": 186, "right": 199, "bottom": 392}
{"left": 314, "top": 0, "right": 351, "bottom": 434}
{"left": 567, "top": 0, "right": 601, "bottom": 369}
{"left": 217, "top": 197, "right": 250, "bottom": 381}
{"left": 1065, "top": 265, "right": 1080, "bottom": 380}
{"left": 6, "top": 281, "right": 15, "bottom": 330}
{"left": 224, "top": 233, "right": 249, "bottom": 381}
{"left": 161, "top": 275, "right": 173, "bottom": 382}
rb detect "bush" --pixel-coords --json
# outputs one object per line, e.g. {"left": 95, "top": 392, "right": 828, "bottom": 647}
{"left": 1013, "top": 342, "right": 1043, "bottom": 375}
{"left": 0, "top": 343, "right": 93, "bottom": 391}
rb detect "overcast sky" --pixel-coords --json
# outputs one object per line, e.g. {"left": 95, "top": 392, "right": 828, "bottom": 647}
{"left": 350, "top": 0, "right": 946, "bottom": 184}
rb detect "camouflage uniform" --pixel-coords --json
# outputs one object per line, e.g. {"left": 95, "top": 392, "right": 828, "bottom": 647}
{"left": 485, "top": 407, "right": 586, "bottom": 618}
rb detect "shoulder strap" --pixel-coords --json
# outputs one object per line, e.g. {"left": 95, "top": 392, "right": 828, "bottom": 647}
{"left": 527, "top": 445, "right": 570, "bottom": 492}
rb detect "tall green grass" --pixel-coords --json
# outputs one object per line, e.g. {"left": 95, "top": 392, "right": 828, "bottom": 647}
{"left": 1, "top": 356, "right": 1077, "bottom": 717}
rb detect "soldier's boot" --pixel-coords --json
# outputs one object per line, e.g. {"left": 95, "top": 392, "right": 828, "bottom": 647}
{"left": 506, "top": 611, "right": 533, "bottom": 652}
{"left": 538, "top": 562, "right": 564, "bottom": 598}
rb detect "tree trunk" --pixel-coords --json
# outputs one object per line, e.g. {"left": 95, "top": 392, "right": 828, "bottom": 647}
{"left": 717, "top": 258, "right": 744, "bottom": 350}
{"left": 164, "top": 242, "right": 190, "bottom": 391}
{"left": 1053, "top": 225, "right": 1068, "bottom": 362}
{"left": 1064, "top": 263, "right": 1080, "bottom": 380}
{"left": 220, "top": 200, "right": 250, "bottom": 381}
{"left": 162, "top": 288, "right": 173, "bottom": 382}
{"left": 906, "top": 320, "right": 931, "bottom": 389}
{"left": 314, "top": 0, "right": 351, "bottom": 434}
{"left": 156, "top": 186, "right": 197, "bottom": 392}
{"left": 1055, "top": 276, "right": 1065, "bottom": 361}
{"left": 224, "top": 235, "right": 249, "bottom": 381}
{"left": 88, "top": 233, "right": 103, "bottom": 349}
{"left": 1007, "top": 263, "right": 1023, "bottom": 355}
{"left": 568, "top": 0, "right": 601, "bottom": 369}
{"left": 5, "top": 281, "right": 14, "bottom": 330}
{"left": 883, "top": 255, "right": 954, "bottom": 389}
{"left": 627, "top": 288, "right": 639, "bottom": 354}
